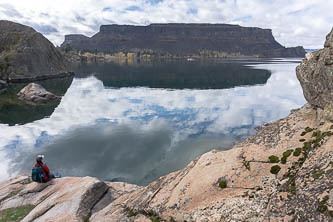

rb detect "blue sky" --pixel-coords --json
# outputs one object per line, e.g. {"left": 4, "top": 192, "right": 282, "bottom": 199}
{"left": 0, "top": 0, "right": 332, "bottom": 48}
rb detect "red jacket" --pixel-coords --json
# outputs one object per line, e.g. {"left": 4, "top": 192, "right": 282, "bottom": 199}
{"left": 34, "top": 162, "right": 50, "bottom": 182}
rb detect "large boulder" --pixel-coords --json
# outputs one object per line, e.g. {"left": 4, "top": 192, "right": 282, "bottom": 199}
{"left": 0, "top": 20, "right": 72, "bottom": 83}
{"left": 17, "top": 83, "right": 59, "bottom": 103}
{"left": 296, "top": 27, "right": 333, "bottom": 119}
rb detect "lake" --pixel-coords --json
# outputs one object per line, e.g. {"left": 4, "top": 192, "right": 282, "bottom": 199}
{"left": 0, "top": 58, "right": 306, "bottom": 185}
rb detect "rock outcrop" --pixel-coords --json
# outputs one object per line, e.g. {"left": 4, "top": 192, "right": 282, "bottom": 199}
{"left": 296, "top": 28, "right": 333, "bottom": 120}
{"left": 0, "top": 20, "right": 73, "bottom": 85}
{"left": 17, "top": 83, "right": 59, "bottom": 103}
{"left": 62, "top": 23, "right": 306, "bottom": 58}
{"left": 0, "top": 176, "right": 108, "bottom": 222}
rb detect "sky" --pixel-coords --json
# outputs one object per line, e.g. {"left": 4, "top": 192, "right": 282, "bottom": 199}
{"left": 0, "top": 0, "right": 332, "bottom": 49}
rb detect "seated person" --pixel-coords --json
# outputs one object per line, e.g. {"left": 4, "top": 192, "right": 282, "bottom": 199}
{"left": 32, "top": 155, "right": 54, "bottom": 183}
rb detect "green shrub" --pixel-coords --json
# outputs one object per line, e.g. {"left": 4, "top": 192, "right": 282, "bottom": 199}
{"left": 218, "top": 180, "right": 227, "bottom": 189}
{"left": 312, "top": 131, "right": 320, "bottom": 138}
{"left": 293, "top": 148, "right": 302, "bottom": 156}
{"left": 270, "top": 165, "right": 281, "bottom": 175}
{"left": 268, "top": 155, "right": 279, "bottom": 163}
{"left": 304, "top": 127, "right": 313, "bottom": 132}
{"left": 299, "top": 139, "right": 306, "bottom": 142}
{"left": 283, "top": 149, "right": 293, "bottom": 158}
{"left": 281, "top": 156, "right": 287, "bottom": 164}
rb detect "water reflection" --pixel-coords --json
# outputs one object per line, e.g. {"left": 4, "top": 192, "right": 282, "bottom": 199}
{"left": 0, "top": 59, "right": 306, "bottom": 185}
{"left": 0, "top": 76, "right": 73, "bottom": 125}
{"left": 75, "top": 60, "right": 271, "bottom": 89}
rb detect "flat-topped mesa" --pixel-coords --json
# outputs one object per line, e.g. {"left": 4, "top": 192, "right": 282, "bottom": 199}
{"left": 296, "top": 27, "right": 333, "bottom": 119}
{"left": 0, "top": 20, "right": 72, "bottom": 84}
{"left": 62, "top": 34, "right": 89, "bottom": 45}
{"left": 62, "top": 23, "right": 306, "bottom": 58}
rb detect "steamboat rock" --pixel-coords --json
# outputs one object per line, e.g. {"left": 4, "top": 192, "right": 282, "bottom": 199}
{"left": 62, "top": 23, "right": 306, "bottom": 58}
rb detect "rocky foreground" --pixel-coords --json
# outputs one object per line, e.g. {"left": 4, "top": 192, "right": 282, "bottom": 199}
{"left": 1, "top": 103, "right": 332, "bottom": 222}
{"left": 0, "top": 29, "right": 332, "bottom": 222}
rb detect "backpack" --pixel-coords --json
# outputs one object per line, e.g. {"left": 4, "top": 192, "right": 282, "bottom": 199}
{"left": 32, "top": 166, "right": 43, "bottom": 183}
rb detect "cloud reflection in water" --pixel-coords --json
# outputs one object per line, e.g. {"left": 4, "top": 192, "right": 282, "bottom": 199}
{"left": 0, "top": 60, "right": 306, "bottom": 185}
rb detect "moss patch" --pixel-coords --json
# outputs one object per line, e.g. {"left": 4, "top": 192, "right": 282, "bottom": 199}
{"left": 0, "top": 205, "right": 34, "bottom": 222}
{"left": 270, "top": 165, "right": 281, "bottom": 175}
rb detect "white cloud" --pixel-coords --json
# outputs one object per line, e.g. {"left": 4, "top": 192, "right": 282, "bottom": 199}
{"left": 0, "top": 0, "right": 332, "bottom": 48}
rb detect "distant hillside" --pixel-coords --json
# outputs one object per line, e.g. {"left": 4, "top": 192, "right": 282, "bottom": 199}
{"left": 0, "top": 20, "right": 72, "bottom": 84}
{"left": 62, "top": 23, "right": 306, "bottom": 58}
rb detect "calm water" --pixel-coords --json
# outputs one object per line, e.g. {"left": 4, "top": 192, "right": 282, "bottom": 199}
{"left": 0, "top": 59, "right": 306, "bottom": 185}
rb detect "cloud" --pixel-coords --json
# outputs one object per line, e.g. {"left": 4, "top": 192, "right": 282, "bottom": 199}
{"left": 0, "top": 0, "right": 331, "bottom": 48}
{"left": 0, "top": 4, "right": 22, "bottom": 18}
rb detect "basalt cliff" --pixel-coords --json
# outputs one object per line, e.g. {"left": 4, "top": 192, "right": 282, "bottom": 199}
{"left": 61, "top": 23, "right": 306, "bottom": 59}
{"left": 0, "top": 20, "right": 72, "bottom": 87}
{"left": 1, "top": 29, "right": 333, "bottom": 222}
